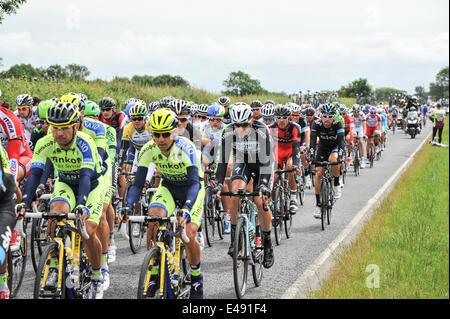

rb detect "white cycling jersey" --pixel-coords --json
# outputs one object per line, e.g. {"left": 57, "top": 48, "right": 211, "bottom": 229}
{"left": 13, "top": 106, "right": 38, "bottom": 145}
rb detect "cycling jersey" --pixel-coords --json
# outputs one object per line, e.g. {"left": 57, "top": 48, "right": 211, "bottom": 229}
{"left": 268, "top": 121, "right": 301, "bottom": 168}
{"left": 202, "top": 122, "right": 225, "bottom": 164}
{"left": 335, "top": 113, "right": 345, "bottom": 128}
{"left": 215, "top": 120, "right": 274, "bottom": 191}
{"left": 98, "top": 111, "right": 125, "bottom": 141}
{"left": 380, "top": 113, "right": 388, "bottom": 132}
{"left": 293, "top": 116, "right": 309, "bottom": 147}
{"left": 22, "top": 131, "right": 104, "bottom": 224}
{"left": 126, "top": 136, "right": 204, "bottom": 227}
{"left": 122, "top": 121, "right": 152, "bottom": 151}
{"left": 365, "top": 114, "right": 381, "bottom": 128}
{"left": 30, "top": 126, "right": 47, "bottom": 152}
{"left": 0, "top": 107, "right": 33, "bottom": 180}
{"left": 14, "top": 106, "right": 38, "bottom": 145}
{"left": 343, "top": 114, "right": 355, "bottom": 133}
{"left": 310, "top": 119, "right": 346, "bottom": 153}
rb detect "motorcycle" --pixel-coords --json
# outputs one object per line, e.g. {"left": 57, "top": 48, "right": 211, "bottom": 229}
{"left": 406, "top": 112, "right": 420, "bottom": 139}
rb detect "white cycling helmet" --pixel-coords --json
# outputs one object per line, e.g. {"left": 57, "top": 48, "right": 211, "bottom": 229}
{"left": 196, "top": 104, "right": 209, "bottom": 115}
{"left": 230, "top": 103, "right": 252, "bottom": 124}
{"left": 290, "top": 103, "right": 301, "bottom": 114}
{"left": 261, "top": 103, "right": 275, "bottom": 117}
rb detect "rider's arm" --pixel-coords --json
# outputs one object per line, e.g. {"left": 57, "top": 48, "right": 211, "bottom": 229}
{"left": 183, "top": 166, "right": 201, "bottom": 212}
{"left": 76, "top": 168, "right": 94, "bottom": 207}
{"left": 6, "top": 138, "right": 23, "bottom": 180}
{"left": 215, "top": 128, "right": 232, "bottom": 186}
{"left": 125, "top": 165, "right": 147, "bottom": 208}
{"left": 292, "top": 124, "right": 301, "bottom": 167}
{"left": 22, "top": 167, "right": 44, "bottom": 207}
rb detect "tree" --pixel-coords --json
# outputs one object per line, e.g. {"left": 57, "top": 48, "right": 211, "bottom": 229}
{"left": 429, "top": 66, "right": 449, "bottom": 100}
{"left": 222, "top": 71, "right": 267, "bottom": 96}
{"left": 65, "top": 63, "right": 90, "bottom": 80}
{"left": 414, "top": 86, "right": 427, "bottom": 101}
{"left": 0, "top": 63, "right": 41, "bottom": 79}
{"left": 41, "top": 64, "right": 68, "bottom": 81}
{"left": 0, "top": 0, "right": 27, "bottom": 24}
{"left": 338, "top": 78, "right": 373, "bottom": 98}
{"left": 374, "top": 87, "right": 405, "bottom": 101}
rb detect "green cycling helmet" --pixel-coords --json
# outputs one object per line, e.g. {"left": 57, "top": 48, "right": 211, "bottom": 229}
{"left": 38, "top": 100, "right": 54, "bottom": 120}
{"left": 84, "top": 100, "right": 100, "bottom": 116}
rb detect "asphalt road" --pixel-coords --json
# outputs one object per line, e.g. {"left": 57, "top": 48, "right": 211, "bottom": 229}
{"left": 15, "top": 124, "right": 432, "bottom": 299}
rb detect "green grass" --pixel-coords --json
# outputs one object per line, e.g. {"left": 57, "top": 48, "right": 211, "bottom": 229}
{"left": 311, "top": 120, "right": 449, "bottom": 299}
{"left": 0, "top": 78, "right": 292, "bottom": 110}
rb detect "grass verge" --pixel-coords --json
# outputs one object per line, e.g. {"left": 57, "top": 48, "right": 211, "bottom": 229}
{"left": 311, "top": 121, "right": 449, "bottom": 299}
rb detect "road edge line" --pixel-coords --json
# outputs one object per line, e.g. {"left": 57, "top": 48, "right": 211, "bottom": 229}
{"left": 281, "top": 131, "right": 432, "bottom": 299}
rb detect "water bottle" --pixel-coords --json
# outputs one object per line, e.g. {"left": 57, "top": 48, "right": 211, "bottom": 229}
{"left": 223, "top": 212, "right": 231, "bottom": 234}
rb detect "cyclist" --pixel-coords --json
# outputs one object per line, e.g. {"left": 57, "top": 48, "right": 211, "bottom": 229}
{"left": 378, "top": 107, "right": 389, "bottom": 150}
{"left": 30, "top": 100, "right": 53, "bottom": 151}
{"left": 215, "top": 103, "right": 275, "bottom": 269}
{"left": 338, "top": 105, "right": 354, "bottom": 166}
{"left": 309, "top": 103, "right": 346, "bottom": 219}
{"left": 0, "top": 145, "right": 18, "bottom": 299}
{"left": 19, "top": 102, "right": 106, "bottom": 299}
{"left": 430, "top": 103, "right": 446, "bottom": 144}
{"left": 268, "top": 104, "right": 302, "bottom": 214}
{"left": 14, "top": 94, "right": 39, "bottom": 145}
{"left": 202, "top": 103, "right": 226, "bottom": 167}
{"left": 98, "top": 97, "right": 125, "bottom": 142}
{"left": 217, "top": 96, "right": 232, "bottom": 125}
{"left": 121, "top": 108, "right": 205, "bottom": 299}
{"left": 351, "top": 104, "right": 367, "bottom": 169}
{"left": 192, "top": 104, "right": 209, "bottom": 132}
{"left": 365, "top": 106, "right": 382, "bottom": 163}
{"left": 0, "top": 105, "right": 33, "bottom": 182}
{"left": 261, "top": 102, "right": 275, "bottom": 126}
{"left": 290, "top": 103, "right": 311, "bottom": 174}
{"left": 250, "top": 100, "right": 263, "bottom": 122}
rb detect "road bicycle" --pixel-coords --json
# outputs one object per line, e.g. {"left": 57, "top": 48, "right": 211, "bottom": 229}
{"left": 6, "top": 214, "right": 28, "bottom": 298}
{"left": 272, "top": 163, "right": 294, "bottom": 244}
{"left": 203, "top": 168, "right": 225, "bottom": 247}
{"left": 122, "top": 209, "right": 191, "bottom": 299}
{"left": 352, "top": 138, "right": 361, "bottom": 176}
{"left": 220, "top": 190, "right": 267, "bottom": 299}
{"left": 315, "top": 161, "right": 340, "bottom": 231}
{"left": 24, "top": 201, "right": 91, "bottom": 299}
{"left": 366, "top": 135, "right": 376, "bottom": 168}
{"left": 30, "top": 192, "right": 52, "bottom": 273}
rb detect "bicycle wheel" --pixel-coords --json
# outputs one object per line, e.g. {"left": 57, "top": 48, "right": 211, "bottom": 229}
{"left": 216, "top": 209, "right": 224, "bottom": 241}
{"left": 7, "top": 228, "right": 27, "bottom": 298}
{"left": 33, "top": 241, "right": 66, "bottom": 299}
{"left": 73, "top": 242, "right": 92, "bottom": 299}
{"left": 233, "top": 217, "right": 248, "bottom": 299}
{"left": 137, "top": 246, "right": 166, "bottom": 299}
{"left": 320, "top": 179, "right": 328, "bottom": 231}
{"left": 203, "top": 188, "right": 216, "bottom": 247}
{"left": 124, "top": 182, "right": 145, "bottom": 254}
{"left": 31, "top": 217, "right": 47, "bottom": 273}
{"left": 353, "top": 149, "right": 360, "bottom": 176}
{"left": 176, "top": 244, "right": 191, "bottom": 299}
{"left": 327, "top": 180, "right": 333, "bottom": 225}
{"left": 284, "top": 187, "right": 293, "bottom": 238}
{"left": 369, "top": 143, "right": 374, "bottom": 168}
{"left": 272, "top": 183, "right": 283, "bottom": 246}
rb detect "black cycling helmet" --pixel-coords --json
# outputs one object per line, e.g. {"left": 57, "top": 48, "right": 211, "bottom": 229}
{"left": 47, "top": 102, "right": 81, "bottom": 126}
{"left": 250, "top": 100, "right": 263, "bottom": 108}
{"left": 305, "top": 107, "right": 315, "bottom": 116}
{"left": 99, "top": 97, "right": 115, "bottom": 109}
{"left": 274, "top": 104, "right": 292, "bottom": 117}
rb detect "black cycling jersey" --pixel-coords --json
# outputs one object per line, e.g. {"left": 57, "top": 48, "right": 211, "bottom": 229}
{"left": 215, "top": 120, "right": 274, "bottom": 188}
{"left": 310, "top": 119, "right": 346, "bottom": 151}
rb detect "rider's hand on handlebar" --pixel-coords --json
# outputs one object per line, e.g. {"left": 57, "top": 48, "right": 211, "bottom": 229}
{"left": 73, "top": 205, "right": 90, "bottom": 223}
{"left": 118, "top": 206, "right": 131, "bottom": 223}
{"left": 15, "top": 203, "right": 26, "bottom": 219}
{"left": 180, "top": 208, "right": 191, "bottom": 227}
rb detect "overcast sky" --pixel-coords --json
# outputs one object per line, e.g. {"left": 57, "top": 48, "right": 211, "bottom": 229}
{"left": 0, "top": 0, "right": 448, "bottom": 94}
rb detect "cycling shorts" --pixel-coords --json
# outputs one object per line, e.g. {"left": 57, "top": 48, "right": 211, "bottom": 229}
{"left": 354, "top": 127, "right": 364, "bottom": 139}
{"left": 148, "top": 181, "right": 205, "bottom": 228}
{"left": 366, "top": 126, "right": 379, "bottom": 137}
{"left": 230, "top": 162, "right": 274, "bottom": 193}
{"left": 0, "top": 198, "right": 16, "bottom": 264}
{"left": 50, "top": 176, "right": 105, "bottom": 225}
{"left": 315, "top": 145, "right": 338, "bottom": 163}
{"left": 345, "top": 131, "right": 355, "bottom": 143}
{"left": 103, "top": 158, "right": 113, "bottom": 205}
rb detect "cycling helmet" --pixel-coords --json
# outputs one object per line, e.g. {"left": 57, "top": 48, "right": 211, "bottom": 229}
{"left": 352, "top": 104, "right": 361, "bottom": 112}
{"left": 148, "top": 102, "right": 160, "bottom": 113}
{"left": 170, "top": 99, "right": 190, "bottom": 115}
{"left": 305, "top": 107, "right": 315, "bottom": 116}
{"left": 150, "top": 108, "right": 178, "bottom": 133}
{"left": 230, "top": 103, "right": 252, "bottom": 124}
{"left": 129, "top": 102, "right": 148, "bottom": 117}
{"left": 364, "top": 104, "right": 370, "bottom": 109}
{"left": 84, "top": 100, "right": 100, "bottom": 116}
{"left": 196, "top": 104, "right": 209, "bottom": 115}
{"left": 159, "top": 96, "right": 176, "bottom": 108}
{"left": 338, "top": 105, "right": 348, "bottom": 115}
{"left": 99, "top": 97, "right": 115, "bottom": 109}
{"left": 190, "top": 103, "right": 198, "bottom": 115}
{"left": 47, "top": 102, "right": 81, "bottom": 127}
{"left": 410, "top": 106, "right": 416, "bottom": 112}
{"left": 250, "top": 100, "right": 263, "bottom": 108}
{"left": 37, "top": 100, "right": 54, "bottom": 120}
{"left": 290, "top": 103, "right": 302, "bottom": 114}
{"left": 264, "top": 100, "right": 275, "bottom": 105}
{"left": 124, "top": 98, "right": 139, "bottom": 107}
{"left": 261, "top": 103, "right": 275, "bottom": 117}
{"left": 274, "top": 104, "right": 292, "bottom": 117}
{"left": 15, "top": 94, "right": 33, "bottom": 107}
{"left": 207, "top": 103, "right": 226, "bottom": 117}
{"left": 322, "top": 103, "right": 336, "bottom": 114}
{"left": 78, "top": 93, "right": 88, "bottom": 102}
{"left": 125, "top": 103, "right": 133, "bottom": 117}
{"left": 60, "top": 93, "right": 85, "bottom": 111}
{"left": 369, "top": 106, "right": 377, "bottom": 113}
{"left": 218, "top": 96, "right": 231, "bottom": 106}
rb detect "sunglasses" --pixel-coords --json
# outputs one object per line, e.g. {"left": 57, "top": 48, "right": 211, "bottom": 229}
{"left": 153, "top": 132, "right": 172, "bottom": 138}
{"left": 102, "top": 107, "right": 113, "bottom": 112}
{"left": 234, "top": 122, "right": 250, "bottom": 128}
{"left": 208, "top": 117, "right": 223, "bottom": 123}
{"left": 322, "top": 114, "right": 334, "bottom": 119}
{"left": 275, "top": 116, "right": 289, "bottom": 120}
{"left": 197, "top": 115, "right": 207, "bottom": 120}
{"left": 263, "top": 116, "right": 274, "bottom": 121}
{"left": 177, "top": 117, "right": 189, "bottom": 123}
{"left": 17, "top": 106, "right": 31, "bottom": 110}
{"left": 131, "top": 116, "right": 145, "bottom": 121}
